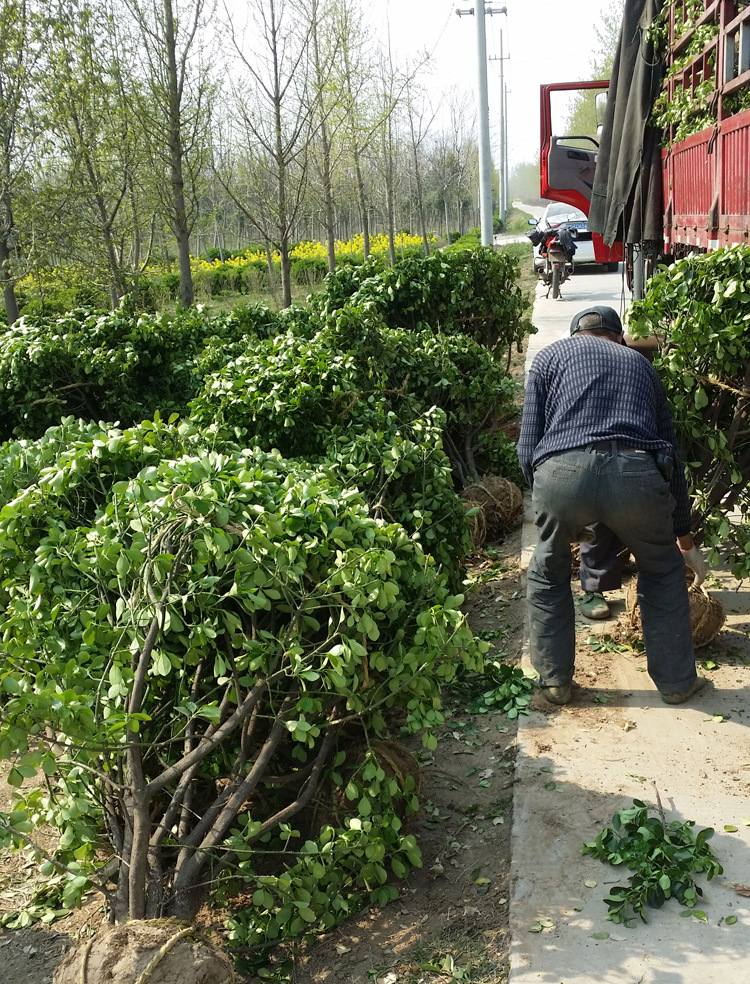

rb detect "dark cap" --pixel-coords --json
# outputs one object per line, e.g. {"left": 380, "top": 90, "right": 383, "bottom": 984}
{"left": 569, "top": 305, "right": 623, "bottom": 336}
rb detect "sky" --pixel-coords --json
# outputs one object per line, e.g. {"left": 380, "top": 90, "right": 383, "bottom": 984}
{"left": 367, "top": 0, "right": 620, "bottom": 172}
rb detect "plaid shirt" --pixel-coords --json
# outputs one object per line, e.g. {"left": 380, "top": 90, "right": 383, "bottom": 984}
{"left": 517, "top": 335, "right": 692, "bottom": 536}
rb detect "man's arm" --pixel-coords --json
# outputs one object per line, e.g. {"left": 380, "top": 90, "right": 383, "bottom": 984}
{"left": 517, "top": 368, "right": 546, "bottom": 488}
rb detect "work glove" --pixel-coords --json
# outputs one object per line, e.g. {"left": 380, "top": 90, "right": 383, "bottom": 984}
{"left": 681, "top": 545, "right": 707, "bottom": 588}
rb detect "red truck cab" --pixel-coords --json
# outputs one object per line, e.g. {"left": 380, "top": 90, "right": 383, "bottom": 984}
{"left": 539, "top": 80, "right": 624, "bottom": 266}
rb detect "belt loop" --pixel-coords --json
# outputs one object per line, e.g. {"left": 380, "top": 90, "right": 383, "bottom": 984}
{"left": 610, "top": 440, "right": 618, "bottom": 456}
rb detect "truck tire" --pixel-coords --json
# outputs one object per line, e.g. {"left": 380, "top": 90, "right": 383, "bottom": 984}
{"left": 551, "top": 265, "right": 561, "bottom": 298}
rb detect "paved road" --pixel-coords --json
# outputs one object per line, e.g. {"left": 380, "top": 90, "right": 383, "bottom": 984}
{"left": 509, "top": 272, "right": 750, "bottom": 984}
{"left": 494, "top": 233, "right": 530, "bottom": 246}
{"left": 513, "top": 200, "right": 545, "bottom": 222}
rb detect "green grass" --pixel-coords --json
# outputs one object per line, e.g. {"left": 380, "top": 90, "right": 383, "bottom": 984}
{"left": 502, "top": 207, "right": 536, "bottom": 235}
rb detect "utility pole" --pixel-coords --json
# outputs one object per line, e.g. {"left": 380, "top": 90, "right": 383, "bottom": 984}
{"left": 503, "top": 72, "right": 509, "bottom": 217}
{"left": 492, "top": 30, "right": 510, "bottom": 224}
{"left": 456, "top": 3, "right": 506, "bottom": 246}
{"left": 498, "top": 31, "right": 506, "bottom": 221}
{"left": 490, "top": 22, "right": 510, "bottom": 226}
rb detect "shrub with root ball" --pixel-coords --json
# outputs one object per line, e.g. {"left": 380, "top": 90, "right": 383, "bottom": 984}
{"left": 0, "top": 417, "right": 484, "bottom": 942}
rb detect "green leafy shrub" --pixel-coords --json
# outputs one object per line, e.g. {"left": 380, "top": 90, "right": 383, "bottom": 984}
{"left": 0, "top": 416, "right": 484, "bottom": 933}
{"left": 158, "top": 271, "right": 180, "bottom": 299}
{"left": 0, "top": 300, "right": 266, "bottom": 441}
{"left": 323, "top": 408, "right": 475, "bottom": 578}
{"left": 446, "top": 229, "right": 481, "bottom": 250}
{"left": 290, "top": 255, "right": 329, "bottom": 285}
{"left": 336, "top": 247, "right": 533, "bottom": 359}
{"left": 627, "top": 246, "right": 750, "bottom": 576}
{"left": 189, "top": 315, "right": 521, "bottom": 574}
{"left": 308, "top": 257, "right": 385, "bottom": 318}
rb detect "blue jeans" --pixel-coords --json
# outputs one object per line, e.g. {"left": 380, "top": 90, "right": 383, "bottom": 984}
{"left": 527, "top": 445, "right": 696, "bottom": 694}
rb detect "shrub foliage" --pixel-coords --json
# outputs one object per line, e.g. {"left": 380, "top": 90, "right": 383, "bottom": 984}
{"left": 628, "top": 246, "right": 750, "bottom": 576}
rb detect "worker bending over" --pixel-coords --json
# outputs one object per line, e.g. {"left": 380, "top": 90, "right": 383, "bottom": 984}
{"left": 517, "top": 305, "right": 707, "bottom": 706}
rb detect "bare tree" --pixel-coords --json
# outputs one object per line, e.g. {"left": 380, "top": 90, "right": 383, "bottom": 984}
{"left": 125, "top": 0, "right": 215, "bottom": 308}
{"left": 336, "top": 2, "right": 381, "bottom": 257}
{"left": 219, "top": 0, "right": 316, "bottom": 308}
{"left": 405, "top": 77, "right": 438, "bottom": 257}
{"left": 44, "top": 1, "right": 149, "bottom": 307}
{"left": 307, "top": 0, "right": 345, "bottom": 273}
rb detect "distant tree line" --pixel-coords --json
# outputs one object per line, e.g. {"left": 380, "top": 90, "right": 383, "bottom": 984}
{"left": 0, "top": 0, "right": 485, "bottom": 318}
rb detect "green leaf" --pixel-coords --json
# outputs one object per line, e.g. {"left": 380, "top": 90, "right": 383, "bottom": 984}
{"left": 357, "top": 796, "right": 372, "bottom": 817}
{"left": 152, "top": 651, "right": 171, "bottom": 676}
{"left": 6, "top": 769, "right": 24, "bottom": 788}
{"left": 2, "top": 676, "right": 21, "bottom": 695}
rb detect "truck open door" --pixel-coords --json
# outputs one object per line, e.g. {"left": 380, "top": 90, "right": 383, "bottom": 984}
{"left": 539, "top": 80, "right": 624, "bottom": 266}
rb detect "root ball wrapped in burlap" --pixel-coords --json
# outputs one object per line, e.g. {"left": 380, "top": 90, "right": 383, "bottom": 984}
{"left": 462, "top": 499, "right": 487, "bottom": 548}
{"left": 461, "top": 476, "right": 523, "bottom": 541}
{"left": 316, "top": 739, "right": 422, "bottom": 829}
{"left": 625, "top": 580, "right": 725, "bottom": 649}
{"left": 53, "top": 920, "right": 236, "bottom": 984}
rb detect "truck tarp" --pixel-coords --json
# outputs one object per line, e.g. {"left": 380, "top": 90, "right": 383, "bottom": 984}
{"left": 588, "top": 0, "right": 665, "bottom": 246}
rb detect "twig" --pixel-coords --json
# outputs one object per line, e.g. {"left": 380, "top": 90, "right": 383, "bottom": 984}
{"left": 697, "top": 375, "right": 750, "bottom": 400}
{"left": 651, "top": 780, "right": 666, "bottom": 825}
{"left": 0, "top": 817, "right": 114, "bottom": 905}
{"left": 79, "top": 934, "right": 95, "bottom": 984}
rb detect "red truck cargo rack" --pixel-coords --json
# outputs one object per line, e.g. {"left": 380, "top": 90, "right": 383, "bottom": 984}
{"left": 662, "top": 0, "right": 750, "bottom": 253}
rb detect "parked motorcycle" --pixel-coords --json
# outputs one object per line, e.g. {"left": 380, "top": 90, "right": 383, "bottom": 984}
{"left": 527, "top": 220, "right": 578, "bottom": 299}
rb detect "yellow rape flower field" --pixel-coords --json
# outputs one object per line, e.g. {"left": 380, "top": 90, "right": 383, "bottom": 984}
{"left": 192, "top": 232, "right": 433, "bottom": 272}
{"left": 10, "top": 233, "right": 437, "bottom": 316}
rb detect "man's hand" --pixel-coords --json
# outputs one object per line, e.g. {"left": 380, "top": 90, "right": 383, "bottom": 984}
{"left": 678, "top": 535, "right": 708, "bottom": 587}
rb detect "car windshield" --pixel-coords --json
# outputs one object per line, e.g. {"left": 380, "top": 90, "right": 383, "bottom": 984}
{"left": 544, "top": 203, "right": 586, "bottom": 224}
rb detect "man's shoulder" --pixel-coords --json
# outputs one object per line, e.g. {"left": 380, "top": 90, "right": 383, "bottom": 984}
{"left": 530, "top": 335, "right": 574, "bottom": 365}
{"left": 530, "top": 335, "right": 660, "bottom": 375}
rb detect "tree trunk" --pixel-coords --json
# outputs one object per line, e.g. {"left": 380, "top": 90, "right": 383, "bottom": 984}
{"left": 164, "top": 0, "right": 194, "bottom": 307}
{"left": 273, "top": 113, "right": 291, "bottom": 305}
{"left": 385, "top": 127, "right": 396, "bottom": 266}
{"left": 355, "top": 154, "right": 370, "bottom": 259}
{"left": 279, "top": 240, "right": 292, "bottom": 309}
{"left": 412, "top": 142, "right": 429, "bottom": 257}
{"left": 311, "top": 15, "right": 336, "bottom": 274}
{"left": 0, "top": 230, "right": 19, "bottom": 325}
{"left": 322, "top": 125, "right": 336, "bottom": 273}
